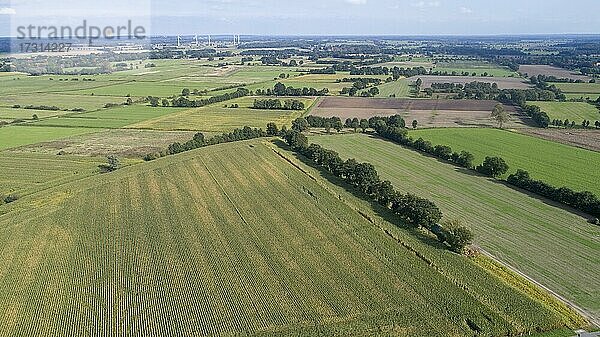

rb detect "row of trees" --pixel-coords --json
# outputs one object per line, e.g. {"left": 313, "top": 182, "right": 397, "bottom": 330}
{"left": 167, "top": 88, "right": 250, "bottom": 108}
{"left": 521, "top": 105, "right": 551, "bottom": 128}
{"left": 283, "top": 129, "right": 473, "bottom": 253}
{"left": 304, "top": 115, "right": 408, "bottom": 133}
{"left": 508, "top": 170, "right": 600, "bottom": 218}
{"left": 144, "top": 126, "right": 270, "bottom": 161}
{"left": 255, "top": 83, "right": 329, "bottom": 97}
{"left": 549, "top": 119, "right": 600, "bottom": 129}
{"left": 349, "top": 66, "right": 429, "bottom": 80}
{"left": 253, "top": 99, "right": 305, "bottom": 110}
{"left": 373, "top": 122, "right": 509, "bottom": 177}
{"left": 334, "top": 114, "right": 599, "bottom": 218}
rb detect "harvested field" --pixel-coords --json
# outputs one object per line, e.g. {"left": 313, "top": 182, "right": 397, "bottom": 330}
{"left": 312, "top": 97, "right": 524, "bottom": 128}
{"left": 518, "top": 128, "right": 600, "bottom": 152}
{"left": 408, "top": 75, "right": 531, "bottom": 89}
{"left": 519, "top": 65, "right": 591, "bottom": 81}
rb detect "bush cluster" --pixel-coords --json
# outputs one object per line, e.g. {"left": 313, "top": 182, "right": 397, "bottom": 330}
{"left": 253, "top": 99, "right": 305, "bottom": 110}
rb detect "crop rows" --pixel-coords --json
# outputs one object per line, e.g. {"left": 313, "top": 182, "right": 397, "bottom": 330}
{"left": 0, "top": 140, "right": 571, "bottom": 336}
{"left": 310, "top": 133, "right": 600, "bottom": 321}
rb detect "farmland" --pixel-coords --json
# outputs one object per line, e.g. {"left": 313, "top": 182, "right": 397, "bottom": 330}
{"left": 532, "top": 101, "right": 600, "bottom": 121}
{"left": 31, "top": 105, "right": 184, "bottom": 129}
{"left": 1, "top": 33, "right": 599, "bottom": 336}
{"left": 409, "top": 75, "right": 531, "bottom": 90}
{"left": 518, "top": 128, "right": 600, "bottom": 152}
{"left": 375, "top": 79, "right": 412, "bottom": 97}
{"left": 309, "top": 133, "right": 600, "bottom": 321}
{"left": 8, "top": 129, "right": 198, "bottom": 158}
{"left": 0, "top": 152, "right": 105, "bottom": 196}
{"left": 518, "top": 65, "right": 591, "bottom": 82}
{"left": 410, "top": 128, "right": 600, "bottom": 195}
{"left": 553, "top": 83, "right": 600, "bottom": 101}
{"left": 312, "top": 97, "right": 525, "bottom": 128}
{"left": 0, "top": 125, "right": 100, "bottom": 150}
{"left": 433, "top": 61, "right": 519, "bottom": 77}
{"left": 0, "top": 139, "right": 580, "bottom": 335}
{"left": 130, "top": 96, "right": 315, "bottom": 132}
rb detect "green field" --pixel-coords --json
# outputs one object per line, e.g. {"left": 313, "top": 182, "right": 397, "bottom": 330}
{"left": 0, "top": 139, "right": 579, "bottom": 335}
{"left": 554, "top": 82, "right": 600, "bottom": 101}
{"left": 0, "top": 152, "right": 104, "bottom": 196}
{"left": 0, "top": 107, "right": 66, "bottom": 120}
{"left": 309, "top": 133, "right": 600, "bottom": 321}
{"left": 31, "top": 105, "right": 184, "bottom": 129}
{"left": 0, "top": 125, "right": 100, "bottom": 150}
{"left": 0, "top": 93, "right": 127, "bottom": 111}
{"left": 376, "top": 79, "right": 412, "bottom": 97}
{"left": 533, "top": 101, "right": 600, "bottom": 121}
{"left": 410, "top": 128, "right": 600, "bottom": 195}
{"left": 434, "top": 61, "right": 519, "bottom": 77}
{"left": 131, "top": 97, "right": 315, "bottom": 132}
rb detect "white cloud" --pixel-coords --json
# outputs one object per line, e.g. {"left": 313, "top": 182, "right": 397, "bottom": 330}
{"left": 412, "top": 1, "right": 440, "bottom": 8}
{"left": 345, "top": 0, "right": 367, "bottom": 4}
{"left": 0, "top": 7, "right": 15, "bottom": 14}
{"left": 460, "top": 6, "right": 473, "bottom": 14}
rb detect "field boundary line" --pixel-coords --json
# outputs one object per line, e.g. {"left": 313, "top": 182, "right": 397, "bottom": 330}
{"left": 269, "top": 141, "right": 598, "bottom": 330}
{"left": 477, "top": 248, "right": 599, "bottom": 328}
{"left": 197, "top": 156, "right": 250, "bottom": 228}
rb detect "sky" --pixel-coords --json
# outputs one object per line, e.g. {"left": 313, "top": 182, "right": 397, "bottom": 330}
{"left": 1, "top": 0, "right": 600, "bottom": 36}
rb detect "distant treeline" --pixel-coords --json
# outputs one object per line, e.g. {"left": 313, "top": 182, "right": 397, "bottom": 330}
{"left": 283, "top": 129, "right": 473, "bottom": 253}
{"left": 253, "top": 99, "right": 305, "bottom": 110}
{"left": 303, "top": 114, "right": 600, "bottom": 219}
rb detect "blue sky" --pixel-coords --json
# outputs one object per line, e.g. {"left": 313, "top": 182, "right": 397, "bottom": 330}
{"left": 1, "top": 0, "right": 600, "bottom": 36}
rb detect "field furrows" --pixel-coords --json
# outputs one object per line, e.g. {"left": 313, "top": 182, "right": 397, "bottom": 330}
{"left": 310, "top": 133, "right": 600, "bottom": 320}
{"left": 0, "top": 140, "right": 568, "bottom": 336}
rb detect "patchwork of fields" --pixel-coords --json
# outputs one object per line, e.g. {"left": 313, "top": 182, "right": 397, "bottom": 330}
{"left": 0, "top": 50, "right": 598, "bottom": 337}
{"left": 410, "top": 128, "right": 600, "bottom": 195}
{"left": 0, "top": 140, "right": 577, "bottom": 335}
{"left": 309, "top": 133, "right": 600, "bottom": 321}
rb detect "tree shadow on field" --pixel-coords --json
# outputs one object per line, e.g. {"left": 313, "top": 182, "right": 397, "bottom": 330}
{"left": 271, "top": 139, "right": 448, "bottom": 252}
{"left": 312, "top": 133, "right": 596, "bottom": 223}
